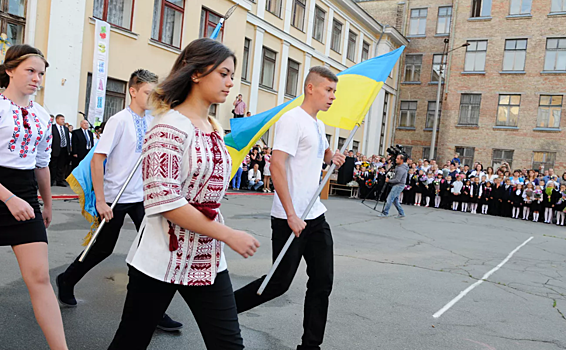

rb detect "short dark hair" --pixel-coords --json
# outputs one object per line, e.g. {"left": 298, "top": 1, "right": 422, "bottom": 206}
{"left": 55, "top": 114, "right": 64, "bottom": 120}
{"left": 304, "top": 66, "right": 338, "bottom": 92}
{"left": 129, "top": 69, "right": 158, "bottom": 91}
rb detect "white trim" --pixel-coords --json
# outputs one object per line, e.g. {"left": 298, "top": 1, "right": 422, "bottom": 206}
{"left": 148, "top": 39, "right": 181, "bottom": 54}
{"left": 277, "top": 41, "right": 291, "bottom": 105}
{"left": 89, "top": 18, "right": 139, "bottom": 40}
{"left": 341, "top": 21, "right": 350, "bottom": 65}
{"left": 231, "top": 0, "right": 253, "bottom": 12}
{"left": 319, "top": 0, "right": 381, "bottom": 41}
{"left": 25, "top": 0, "right": 38, "bottom": 46}
{"left": 257, "top": 0, "right": 266, "bottom": 19}
{"left": 249, "top": 27, "right": 265, "bottom": 114}
{"left": 301, "top": 52, "right": 312, "bottom": 95}
{"left": 283, "top": 0, "right": 293, "bottom": 32}
{"left": 333, "top": 127, "right": 340, "bottom": 150}
{"left": 356, "top": 32, "right": 364, "bottom": 63}
{"left": 324, "top": 8, "right": 334, "bottom": 57}
{"left": 305, "top": 0, "right": 316, "bottom": 46}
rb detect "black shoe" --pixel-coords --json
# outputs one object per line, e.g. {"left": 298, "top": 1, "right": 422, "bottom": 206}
{"left": 156, "top": 314, "right": 183, "bottom": 332}
{"left": 56, "top": 274, "right": 77, "bottom": 307}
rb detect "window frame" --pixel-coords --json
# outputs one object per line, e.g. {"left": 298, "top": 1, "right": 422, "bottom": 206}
{"left": 93, "top": 0, "right": 136, "bottom": 31}
{"left": 532, "top": 151, "right": 556, "bottom": 170}
{"left": 550, "top": 0, "right": 566, "bottom": 13}
{"left": 509, "top": 0, "right": 532, "bottom": 15}
{"left": 152, "top": 0, "right": 185, "bottom": 49}
{"left": 338, "top": 137, "right": 346, "bottom": 151}
{"left": 492, "top": 149, "right": 514, "bottom": 169}
{"left": 85, "top": 73, "right": 127, "bottom": 122}
{"left": 409, "top": 8, "right": 427, "bottom": 36}
{"left": 455, "top": 147, "right": 475, "bottom": 166}
{"left": 291, "top": 0, "right": 306, "bottom": 31}
{"left": 260, "top": 47, "right": 277, "bottom": 89}
{"left": 361, "top": 41, "right": 370, "bottom": 61}
{"left": 458, "top": 93, "right": 482, "bottom": 126}
{"left": 404, "top": 54, "right": 422, "bottom": 82}
{"left": 331, "top": 19, "right": 343, "bottom": 53}
{"left": 537, "top": 95, "right": 563, "bottom": 129}
{"left": 0, "top": 0, "right": 27, "bottom": 45}
{"left": 266, "top": 0, "right": 283, "bottom": 18}
{"left": 200, "top": 7, "right": 224, "bottom": 41}
{"left": 242, "top": 38, "right": 251, "bottom": 82}
{"left": 471, "top": 0, "right": 492, "bottom": 18}
{"left": 313, "top": 6, "right": 325, "bottom": 43}
{"left": 464, "top": 40, "right": 488, "bottom": 72}
{"left": 425, "top": 101, "right": 441, "bottom": 129}
{"left": 399, "top": 101, "right": 417, "bottom": 128}
{"left": 496, "top": 94, "right": 521, "bottom": 127}
{"left": 346, "top": 31, "right": 357, "bottom": 62}
{"left": 544, "top": 37, "right": 566, "bottom": 72}
{"left": 285, "top": 59, "right": 300, "bottom": 97}
{"left": 503, "top": 39, "right": 527, "bottom": 72}
{"left": 436, "top": 6, "right": 452, "bottom": 35}
{"left": 431, "top": 53, "right": 447, "bottom": 82}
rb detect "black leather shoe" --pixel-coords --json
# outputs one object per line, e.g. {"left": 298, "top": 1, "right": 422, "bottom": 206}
{"left": 56, "top": 274, "right": 77, "bottom": 307}
{"left": 156, "top": 314, "right": 183, "bottom": 332}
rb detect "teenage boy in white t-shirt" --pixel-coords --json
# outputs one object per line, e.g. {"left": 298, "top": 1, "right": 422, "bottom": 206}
{"left": 235, "top": 66, "right": 346, "bottom": 350}
{"left": 56, "top": 69, "right": 182, "bottom": 331}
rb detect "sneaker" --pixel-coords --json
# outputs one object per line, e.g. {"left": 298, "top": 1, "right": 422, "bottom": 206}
{"left": 395, "top": 215, "right": 405, "bottom": 219}
{"left": 56, "top": 274, "right": 77, "bottom": 307}
{"left": 157, "top": 314, "right": 183, "bottom": 332}
{"left": 378, "top": 213, "right": 389, "bottom": 218}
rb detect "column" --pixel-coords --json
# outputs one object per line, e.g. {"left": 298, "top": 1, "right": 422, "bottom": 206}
{"left": 356, "top": 32, "right": 364, "bottom": 63}
{"left": 277, "top": 41, "right": 290, "bottom": 105}
{"left": 305, "top": 0, "right": 316, "bottom": 46}
{"left": 301, "top": 52, "right": 312, "bottom": 95}
{"left": 341, "top": 21, "right": 350, "bottom": 65}
{"left": 333, "top": 127, "right": 339, "bottom": 151}
{"left": 43, "top": 0, "right": 87, "bottom": 125}
{"left": 257, "top": 0, "right": 266, "bottom": 19}
{"left": 324, "top": 8, "right": 334, "bottom": 57}
{"left": 283, "top": 0, "right": 293, "bottom": 33}
{"left": 25, "top": 0, "right": 38, "bottom": 46}
{"left": 249, "top": 27, "right": 265, "bottom": 115}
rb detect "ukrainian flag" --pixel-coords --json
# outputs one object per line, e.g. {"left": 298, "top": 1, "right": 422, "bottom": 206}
{"left": 225, "top": 46, "right": 405, "bottom": 179}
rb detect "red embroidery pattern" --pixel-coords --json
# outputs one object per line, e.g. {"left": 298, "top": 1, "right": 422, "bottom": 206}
{"left": 1, "top": 94, "right": 41, "bottom": 158}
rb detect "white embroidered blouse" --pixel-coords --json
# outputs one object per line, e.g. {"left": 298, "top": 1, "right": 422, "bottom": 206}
{"left": 126, "top": 110, "right": 232, "bottom": 286}
{"left": 0, "top": 95, "right": 52, "bottom": 170}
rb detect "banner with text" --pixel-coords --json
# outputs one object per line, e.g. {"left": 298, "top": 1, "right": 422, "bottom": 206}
{"left": 87, "top": 19, "right": 110, "bottom": 126}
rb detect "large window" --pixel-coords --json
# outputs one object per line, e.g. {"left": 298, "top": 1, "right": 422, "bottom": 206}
{"left": 266, "top": 0, "right": 282, "bottom": 17}
{"left": 422, "top": 147, "right": 436, "bottom": 160}
{"left": 93, "top": 0, "right": 134, "bottom": 31}
{"left": 496, "top": 95, "right": 521, "bottom": 127}
{"left": 471, "top": 0, "right": 492, "bottom": 17}
{"left": 425, "top": 101, "right": 441, "bottom": 129}
{"left": 151, "top": 0, "right": 184, "bottom": 48}
{"left": 338, "top": 137, "right": 346, "bottom": 151}
{"left": 292, "top": 0, "right": 306, "bottom": 31}
{"left": 493, "top": 149, "right": 514, "bottom": 169}
{"left": 533, "top": 152, "right": 556, "bottom": 170}
{"left": 503, "top": 39, "right": 527, "bottom": 71}
{"left": 0, "top": 0, "right": 26, "bottom": 45}
{"left": 455, "top": 147, "right": 475, "bottom": 166}
{"left": 242, "top": 38, "right": 251, "bottom": 81}
{"left": 436, "top": 6, "right": 452, "bottom": 34}
{"left": 403, "top": 146, "right": 413, "bottom": 158}
{"left": 537, "top": 95, "right": 563, "bottom": 128}
{"left": 347, "top": 31, "right": 357, "bottom": 62}
{"left": 285, "top": 59, "right": 300, "bottom": 97}
{"left": 404, "top": 55, "right": 422, "bottom": 82}
{"left": 313, "top": 6, "right": 325, "bottom": 43}
{"left": 260, "top": 47, "right": 277, "bottom": 89}
{"left": 199, "top": 8, "right": 223, "bottom": 41}
{"left": 458, "top": 94, "right": 481, "bottom": 126}
{"left": 399, "top": 101, "right": 417, "bottom": 128}
{"left": 509, "top": 0, "right": 531, "bottom": 15}
{"left": 551, "top": 0, "right": 566, "bottom": 13}
{"left": 544, "top": 38, "right": 566, "bottom": 72}
{"left": 409, "top": 8, "right": 427, "bottom": 36}
{"left": 464, "top": 40, "right": 487, "bottom": 72}
{"left": 431, "top": 54, "right": 446, "bottom": 82}
{"left": 85, "top": 74, "right": 127, "bottom": 122}
{"left": 361, "top": 41, "right": 370, "bottom": 61}
{"left": 331, "top": 20, "right": 342, "bottom": 53}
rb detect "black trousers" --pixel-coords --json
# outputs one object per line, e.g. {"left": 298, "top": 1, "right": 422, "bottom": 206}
{"left": 234, "top": 215, "right": 333, "bottom": 350}
{"left": 49, "top": 151, "right": 69, "bottom": 183}
{"left": 108, "top": 267, "right": 243, "bottom": 350}
{"left": 61, "top": 202, "right": 145, "bottom": 286}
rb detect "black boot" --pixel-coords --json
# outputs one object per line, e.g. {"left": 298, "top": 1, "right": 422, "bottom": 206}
{"left": 56, "top": 274, "right": 77, "bottom": 307}
{"left": 157, "top": 314, "right": 183, "bottom": 332}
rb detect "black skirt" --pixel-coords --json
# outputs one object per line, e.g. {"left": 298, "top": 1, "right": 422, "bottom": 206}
{"left": 0, "top": 166, "right": 47, "bottom": 246}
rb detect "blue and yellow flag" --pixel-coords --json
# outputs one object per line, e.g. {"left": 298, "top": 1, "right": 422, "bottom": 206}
{"left": 225, "top": 46, "right": 405, "bottom": 179}
{"left": 66, "top": 145, "right": 100, "bottom": 245}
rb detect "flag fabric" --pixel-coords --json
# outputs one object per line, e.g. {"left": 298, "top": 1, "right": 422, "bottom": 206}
{"left": 210, "top": 18, "right": 224, "bottom": 40}
{"left": 66, "top": 145, "right": 100, "bottom": 245}
{"left": 225, "top": 46, "right": 405, "bottom": 179}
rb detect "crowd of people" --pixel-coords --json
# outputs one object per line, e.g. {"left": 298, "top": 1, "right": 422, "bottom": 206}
{"left": 230, "top": 144, "right": 273, "bottom": 192}
{"left": 346, "top": 151, "right": 566, "bottom": 225}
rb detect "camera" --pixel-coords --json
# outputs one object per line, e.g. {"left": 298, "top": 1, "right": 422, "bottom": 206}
{"left": 386, "top": 144, "right": 406, "bottom": 159}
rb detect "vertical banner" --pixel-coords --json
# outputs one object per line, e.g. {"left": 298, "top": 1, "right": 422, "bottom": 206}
{"left": 88, "top": 19, "right": 110, "bottom": 126}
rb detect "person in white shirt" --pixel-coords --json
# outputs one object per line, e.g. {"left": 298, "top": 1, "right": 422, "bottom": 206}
{"left": 56, "top": 69, "right": 182, "bottom": 331}
{"left": 234, "top": 66, "right": 346, "bottom": 350}
{"left": 248, "top": 163, "right": 263, "bottom": 190}
{"left": 0, "top": 44, "right": 68, "bottom": 349}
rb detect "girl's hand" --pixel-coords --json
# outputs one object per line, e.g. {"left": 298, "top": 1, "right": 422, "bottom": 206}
{"left": 6, "top": 196, "right": 35, "bottom": 221}
{"left": 225, "top": 228, "right": 260, "bottom": 258}
{"left": 42, "top": 205, "right": 52, "bottom": 228}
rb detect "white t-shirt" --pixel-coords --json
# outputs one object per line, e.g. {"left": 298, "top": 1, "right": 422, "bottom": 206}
{"left": 95, "top": 109, "right": 153, "bottom": 204}
{"left": 271, "top": 106, "right": 329, "bottom": 220}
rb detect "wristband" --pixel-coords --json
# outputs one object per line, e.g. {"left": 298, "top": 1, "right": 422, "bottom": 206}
{"left": 3, "top": 194, "right": 16, "bottom": 204}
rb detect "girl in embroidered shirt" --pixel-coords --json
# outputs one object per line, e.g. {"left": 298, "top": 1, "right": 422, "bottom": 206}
{"left": 108, "top": 39, "right": 260, "bottom": 350}
{"left": 0, "top": 45, "right": 68, "bottom": 349}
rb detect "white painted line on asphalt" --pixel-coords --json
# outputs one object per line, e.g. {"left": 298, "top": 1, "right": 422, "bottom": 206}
{"left": 433, "top": 236, "right": 534, "bottom": 319}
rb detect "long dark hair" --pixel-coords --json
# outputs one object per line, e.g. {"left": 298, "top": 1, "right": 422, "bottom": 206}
{"left": 150, "top": 38, "right": 236, "bottom": 127}
{"left": 0, "top": 44, "right": 49, "bottom": 88}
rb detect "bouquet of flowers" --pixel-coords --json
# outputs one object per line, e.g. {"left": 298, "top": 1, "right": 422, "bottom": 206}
{"left": 365, "top": 178, "right": 374, "bottom": 188}
{"left": 557, "top": 191, "right": 566, "bottom": 205}
{"left": 534, "top": 189, "right": 543, "bottom": 200}
{"left": 433, "top": 179, "right": 441, "bottom": 194}
{"left": 404, "top": 185, "right": 412, "bottom": 191}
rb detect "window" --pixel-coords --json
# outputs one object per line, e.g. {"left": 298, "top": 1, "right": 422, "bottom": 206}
{"left": 471, "top": 0, "right": 492, "bottom": 17}
{"left": 199, "top": 8, "right": 223, "bottom": 41}
{"left": 313, "top": 6, "right": 325, "bottom": 43}
{"left": 464, "top": 40, "right": 487, "bottom": 72}
{"left": 151, "top": 0, "right": 184, "bottom": 48}
{"left": 537, "top": 95, "right": 563, "bottom": 128}
{"left": 266, "top": 0, "right": 282, "bottom": 17}
{"left": 409, "top": 8, "right": 427, "bottom": 36}
{"left": 403, "top": 146, "right": 413, "bottom": 158}
{"left": 292, "top": 0, "right": 306, "bottom": 31}
{"left": 551, "top": 0, "right": 566, "bottom": 13}
{"left": 404, "top": 55, "right": 422, "bottom": 82}
{"left": 338, "top": 137, "right": 346, "bottom": 151}
{"left": 422, "top": 147, "right": 436, "bottom": 160}
{"left": 455, "top": 147, "right": 475, "bottom": 166}
{"left": 509, "top": 0, "right": 531, "bottom": 15}
{"left": 85, "top": 74, "right": 127, "bottom": 122}
{"left": 458, "top": 94, "right": 482, "bottom": 126}
{"left": 93, "top": 0, "right": 134, "bottom": 30}
{"left": 503, "top": 39, "right": 527, "bottom": 71}
{"left": 242, "top": 38, "right": 251, "bottom": 81}
{"left": 361, "top": 41, "right": 370, "bottom": 61}
{"left": 544, "top": 38, "right": 566, "bottom": 72}
{"left": 431, "top": 54, "right": 447, "bottom": 82}
{"left": 285, "top": 59, "right": 300, "bottom": 97}
{"left": 379, "top": 92, "right": 389, "bottom": 155}
{"left": 352, "top": 141, "right": 360, "bottom": 153}
{"left": 0, "top": 0, "right": 26, "bottom": 45}
{"left": 533, "top": 152, "right": 556, "bottom": 170}
{"left": 260, "top": 47, "right": 277, "bottom": 89}
{"left": 425, "top": 101, "right": 441, "bottom": 129}
{"left": 493, "top": 149, "right": 514, "bottom": 169}
{"left": 326, "top": 134, "right": 332, "bottom": 145}
{"left": 437, "top": 6, "right": 452, "bottom": 34}
{"left": 347, "top": 31, "right": 357, "bottom": 62}
{"left": 209, "top": 104, "right": 218, "bottom": 117}
{"left": 496, "top": 95, "right": 521, "bottom": 127}
{"left": 399, "top": 101, "right": 417, "bottom": 128}
{"left": 331, "top": 20, "right": 342, "bottom": 53}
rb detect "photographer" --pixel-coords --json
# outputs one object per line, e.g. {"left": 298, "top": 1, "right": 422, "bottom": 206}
{"left": 379, "top": 153, "right": 408, "bottom": 218}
